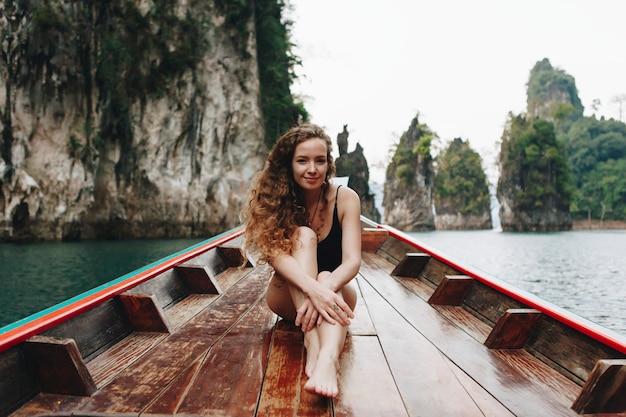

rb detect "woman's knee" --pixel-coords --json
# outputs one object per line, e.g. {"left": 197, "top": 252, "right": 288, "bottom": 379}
{"left": 293, "top": 226, "right": 318, "bottom": 250}
{"left": 342, "top": 283, "right": 357, "bottom": 310}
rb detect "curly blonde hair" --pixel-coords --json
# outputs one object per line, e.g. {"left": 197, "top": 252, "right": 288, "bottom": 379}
{"left": 242, "top": 123, "right": 336, "bottom": 262}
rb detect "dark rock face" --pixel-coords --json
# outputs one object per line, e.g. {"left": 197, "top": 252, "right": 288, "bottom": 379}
{"left": 382, "top": 116, "right": 435, "bottom": 231}
{"left": 334, "top": 125, "right": 381, "bottom": 222}
{"left": 0, "top": 1, "right": 265, "bottom": 241}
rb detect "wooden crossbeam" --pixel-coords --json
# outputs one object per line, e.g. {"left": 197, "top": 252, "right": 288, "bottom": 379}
{"left": 391, "top": 253, "right": 430, "bottom": 278}
{"left": 572, "top": 359, "right": 626, "bottom": 414}
{"left": 119, "top": 293, "right": 171, "bottom": 333}
{"left": 175, "top": 264, "right": 222, "bottom": 294}
{"left": 484, "top": 309, "right": 542, "bottom": 349}
{"left": 361, "top": 228, "right": 389, "bottom": 253}
{"left": 217, "top": 246, "right": 250, "bottom": 268}
{"left": 23, "top": 336, "right": 96, "bottom": 396}
{"left": 428, "top": 275, "right": 474, "bottom": 305}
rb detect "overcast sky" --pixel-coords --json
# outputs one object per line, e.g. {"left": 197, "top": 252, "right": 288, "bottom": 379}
{"left": 288, "top": 0, "right": 626, "bottom": 183}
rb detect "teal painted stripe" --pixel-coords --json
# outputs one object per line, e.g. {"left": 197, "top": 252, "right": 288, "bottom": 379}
{"left": 0, "top": 226, "right": 242, "bottom": 335}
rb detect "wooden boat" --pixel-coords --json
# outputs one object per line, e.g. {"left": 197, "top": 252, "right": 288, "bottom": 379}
{"left": 1, "top": 217, "right": 626, "bottom": 416}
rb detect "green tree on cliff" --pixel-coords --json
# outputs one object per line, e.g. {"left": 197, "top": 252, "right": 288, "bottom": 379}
{"left": 434, "top": 138, "right": 490, "bottom": 216}
{"left": 527, "top": 58, "right": 583, "bottom": 124}
{"left": 498, "top": 114, "right": 573, "bottom": 219}
{"left": 565, "top": 116, "right": 626, "bottom": 221}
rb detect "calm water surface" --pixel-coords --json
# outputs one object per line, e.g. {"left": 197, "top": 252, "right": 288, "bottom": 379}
{"left": 410, "top": 229, "right": 626, "bottom": 335}
{"left": 0, "top": 238, "right": 203, "bottom": 328}
{"left": 1, "top": 230, "right": 625, "bottom": 336}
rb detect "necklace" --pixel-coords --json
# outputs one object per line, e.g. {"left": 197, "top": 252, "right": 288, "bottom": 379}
{"left": 308, "top": 189, "right": 323, "bottom": 227}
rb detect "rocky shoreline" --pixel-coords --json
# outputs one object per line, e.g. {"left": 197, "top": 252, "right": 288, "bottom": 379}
{"left": 572, "top": 219, "right": 626, "bottom": 230}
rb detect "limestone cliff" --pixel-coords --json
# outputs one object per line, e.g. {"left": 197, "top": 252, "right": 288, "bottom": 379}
{"left": 527, "top": 58, "right": 584, "bottom": 125}
{"left": 334, "top": 125, "right": 381, "bottom": 222}
{"left": 383, "top": 115, "right": 435, "bottom": 231}
{"left": 0, "top": 1, "right": 266, "bottom": 241}
{"left": 433, "top": 138, "right": 492, "bottom": 230}
{"left": 497, "top": 115, "right": 572, "bottom": 231}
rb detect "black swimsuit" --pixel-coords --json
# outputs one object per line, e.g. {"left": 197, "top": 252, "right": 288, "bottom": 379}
{"left": 317, "top": 186, "right": 343, "bottom": 272}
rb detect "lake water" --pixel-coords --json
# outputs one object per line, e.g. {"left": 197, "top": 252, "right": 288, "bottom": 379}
{"left": 409, "top": 229, "right": 626, "bottom": 335}
{"left": 0, "top": 238, "right": 203, "bottom": 329}
{"left": 1, "top": 230, "right": 625, "bottom": 336}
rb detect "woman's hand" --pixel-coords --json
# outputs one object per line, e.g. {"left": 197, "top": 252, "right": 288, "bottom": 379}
{"left": 297, "top": 280, "right": 354, "bottom": 331}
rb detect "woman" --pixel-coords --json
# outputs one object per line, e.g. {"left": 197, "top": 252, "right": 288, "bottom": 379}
{"left": 242, "top": 123, "right": 361, "bottom": 398}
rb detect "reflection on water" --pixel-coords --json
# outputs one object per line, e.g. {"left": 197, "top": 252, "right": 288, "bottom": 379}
{"left": 0, "top": 238, "right": 203, "bottom": 328}
{"left": 410, "top": 230, "right": 626, "bottom": 335}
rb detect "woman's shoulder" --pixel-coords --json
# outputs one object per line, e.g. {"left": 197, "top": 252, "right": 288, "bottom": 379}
{"left": 335, "top": 184, "right": 360, "bottom": 212}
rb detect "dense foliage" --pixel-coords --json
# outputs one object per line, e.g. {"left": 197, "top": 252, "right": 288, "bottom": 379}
{"left": 527, "top": 58, "right": 583, "bottom": 121}
{"left": 387, "top": 116, "right": 434, "bottom": 188}
{"left": 565, "top": 116, "right": 626, "bottom": 220}
{"left": 0, "top": 0, "right": 307, "bottom": 168}
{"left": 521, "top": 58, "right": 626, "bottom": 221}
{"left": 254, "top": 0, "right": 308, "bottom": 147}
{"left": 434, "top": 138, "right": 490, "bottom": 215}
{"left": 498, "top": 114, "right": 573, "bottom": 211}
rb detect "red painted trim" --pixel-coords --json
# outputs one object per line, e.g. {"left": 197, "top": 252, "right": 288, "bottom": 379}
{"left": 378, "top": 224, "right": 626, "bottom": 355}
{"left": 0, "top": 227, "right": 244, "bottom": 353}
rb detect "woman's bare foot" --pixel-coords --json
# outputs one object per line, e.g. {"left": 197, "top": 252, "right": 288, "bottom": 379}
{"left": 303, "top": 351, "right": 340, "bottom": 398}
{"left": 303, "top": 330, "right": 320, "bottom": 377}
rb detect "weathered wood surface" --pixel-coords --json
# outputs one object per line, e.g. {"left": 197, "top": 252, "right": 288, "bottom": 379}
{"left": 9, "top": 242, "right": 626, "bottom": 416}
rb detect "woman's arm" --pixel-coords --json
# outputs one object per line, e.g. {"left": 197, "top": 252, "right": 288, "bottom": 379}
{"left": 322, "top": 186, "right": 362, "bottom": 292}
{"left": 271, "top": 252, "right": 353, "bottom": 328}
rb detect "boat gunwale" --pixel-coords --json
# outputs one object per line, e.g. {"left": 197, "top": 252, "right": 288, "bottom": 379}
{"left": 0, "top": 226, "right": 245, "bottom": 353}
{"left": 374, "top": 221, "right": 626, "bottom": 355}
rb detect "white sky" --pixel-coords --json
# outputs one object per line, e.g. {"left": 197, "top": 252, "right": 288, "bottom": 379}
{"left": 288, "top": 0, "right": 626, "bottom": 183}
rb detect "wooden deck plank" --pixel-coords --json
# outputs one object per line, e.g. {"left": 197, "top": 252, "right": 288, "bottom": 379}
{"left": 360, "top": 253, "right": 581, "bottom": 416}
{"left": 75, "top": 265, "right": 272, "bottom": 414}
{"left": 176, "top": 302, "right": 275, "bottom": 415}
{"left": 334, "top": 335, "right": 409, "bottom": 417}
{"left": 164, "top": 294, "right": 219, "bottom": 330}
{"left": 256, "top": 323, "right": 332, "bottom": 417}
{"left": 168, "top": 300, "right": 276, "bottom": 415}
{"left": 87, "top": 332, "right": 165, "bottom": 387}
{"left": 9, "top": 393, "right": 89, "bottom": 417}
{"left": 347, "top": 278, "right": 376, "bottom": 336}
{"left": 358, "top": 271, "right": 495, "bottom": 417}
{"left": 448, "top": 363, "right": 516, "bottom": 417}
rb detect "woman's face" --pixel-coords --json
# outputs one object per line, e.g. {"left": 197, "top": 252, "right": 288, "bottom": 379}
{"left": 291, "top": 137, "right": 328, "bottom": 192}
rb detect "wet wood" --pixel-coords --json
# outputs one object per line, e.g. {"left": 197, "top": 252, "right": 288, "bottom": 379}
{"left": 0, "top": 347, "right": 38, "bottom": 417}
{"left": 360, "top": 253, "right": 581, "bottom": 416}
{"left": 428, "top": 274, "right": 474, "bottom": 305}
{"left": 7, "top": 232, "right": 626, "bottom": 417}
{"left": 484, "top": 308, "right": 542, "bottom": 349}
{"left": 347, "top": 279, "right": 376, "bottom": 336}
{"left": 147, "top": 300, "right": 276, "bottom": 415}
{"left": 86, "top": 332, "right": 165, "bottom": 387}
{"left": 257, "top": 323, "right": 332, "bottom": 417}
{"left": 525, "top": 314, "right": 625, "bottom": 385}
{"left": 334, "top": 335, "right": 409, "bottom": 417}
{"left": 572, "top": 359, "right": 626, "bottom": 414}
{"left": 118, "top": 293, "right": 171, "bottom": 332}
{"left": 390, "top": 253, "right": 430, "bottom": 278}
{"left": 76, "top": 265, "right": 272, "bottom": 414}
{"left": 358, "top": 273, "right": 504, "bottom": 416}
{"left": 23, "top": 336, "right": 96, "bottom": 396}
{"left": 217, "top": 245, "right": 249, "bottom": 268}
{"left": 360, "top": 228, "right": 389, "bottom": 253}
{"left": 174, "top": 264, "right": 222, "bottom": 294}
{"left": 43, "top": 298, "right": 133, "bottom": 362}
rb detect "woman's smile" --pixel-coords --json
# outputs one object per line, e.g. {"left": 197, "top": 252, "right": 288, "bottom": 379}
{"left": 292, "top": 138, "right": 329, "bottom": 191}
